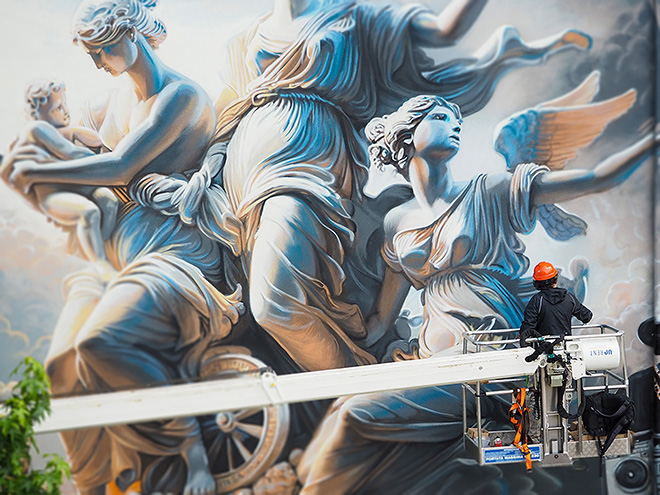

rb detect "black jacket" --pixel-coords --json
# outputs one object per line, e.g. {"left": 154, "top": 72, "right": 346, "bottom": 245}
{"left": 519, "top": 288, "right": 592, "bottom": 337}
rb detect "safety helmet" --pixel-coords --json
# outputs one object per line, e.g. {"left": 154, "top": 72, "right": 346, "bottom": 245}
{"left": 533, "top": 261, "right": 557, "bottom": 281}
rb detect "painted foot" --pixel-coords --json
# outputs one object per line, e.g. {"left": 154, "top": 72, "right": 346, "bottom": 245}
{"left": 183, "top": 466, "right": 216, "bottom": 495}
{"left": 559, "top": 29, "right": 592, "bottom": 50}
{"left": 183, "top": 437, "right": 216, "bottom": 495}
{"left": 528, "top": 28, "right": 592, "bottom": 52}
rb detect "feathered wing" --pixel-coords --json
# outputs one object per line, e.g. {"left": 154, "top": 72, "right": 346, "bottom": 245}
{"left": 520, "top": 88, "right": 636, "bottom": 170}
{"left": 493, "top": 71, "right": 637, "bottom": 239}
{"left": 537, "top": 204, "right": 588, "bottom": 240}
{"left": 496, "top": 89, "right": 637, "bottom": 171}
{"left": 536, "top": 70, "right": 600, "bottom": 109}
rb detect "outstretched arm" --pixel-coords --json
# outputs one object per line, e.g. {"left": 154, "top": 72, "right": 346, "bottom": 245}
{"left": 410, "top": 0, "right": 487, "bottom": 47}
{"left": 569, "top": 293, "right": 592, "bottom": 324}
{"left": 531, "top": 133, "right": 654, "bottom": 206}
{"left": 21, "top": 121, "right": 96, "bottom": 161}
{"left": 65, "top": 126, "right": 109, "bottom": 152}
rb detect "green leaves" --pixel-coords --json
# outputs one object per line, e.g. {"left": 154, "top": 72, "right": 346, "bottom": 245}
{"left": 0, "top": 357, "right": 70, "bottom": 495}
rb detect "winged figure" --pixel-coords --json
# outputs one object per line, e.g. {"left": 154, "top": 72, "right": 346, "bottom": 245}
{"left": 493, "top": 71, "right": 637, "bottom": 240}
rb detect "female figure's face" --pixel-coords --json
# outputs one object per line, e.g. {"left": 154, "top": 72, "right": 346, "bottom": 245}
{"left": 412, "top": 104, "right": 462, "bottom": 162}
{"left": 81, "top": 31, "right": 138, "bottom": 77}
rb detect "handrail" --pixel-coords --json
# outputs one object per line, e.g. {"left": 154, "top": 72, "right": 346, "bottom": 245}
{"left": 462, "top": 324, "right": 624, "bottom": 348}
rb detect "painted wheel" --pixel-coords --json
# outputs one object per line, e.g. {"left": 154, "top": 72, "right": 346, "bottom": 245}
{"left": 198, "top": 351, "right": 290, "bottom": 493}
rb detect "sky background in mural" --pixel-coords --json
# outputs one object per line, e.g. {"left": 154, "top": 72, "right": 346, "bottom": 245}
{"left": 0, "top": 0, "right": 656, "bottom": 384}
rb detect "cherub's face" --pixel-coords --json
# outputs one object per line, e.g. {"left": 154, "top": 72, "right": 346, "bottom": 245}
{"left": 81, "top": 31, "right": 138, "bottom": 77}
{"left": 413, "top": 104, "right": 462, "bottom": 161}
{"left": 36, "top": 90, "right": 70, "bottom": 128}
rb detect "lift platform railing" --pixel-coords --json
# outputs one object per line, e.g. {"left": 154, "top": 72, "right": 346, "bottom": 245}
{"left": 461, "top": 324, "right": 631, "bottom": 467}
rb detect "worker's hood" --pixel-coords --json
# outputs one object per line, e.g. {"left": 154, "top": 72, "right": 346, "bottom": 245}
{"left": 540, "top": 287, "right": 567, "bottom": 305}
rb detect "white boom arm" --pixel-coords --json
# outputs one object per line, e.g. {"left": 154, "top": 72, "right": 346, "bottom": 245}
{"left": 30, "top": 348, "right": 540, "bottom": 434}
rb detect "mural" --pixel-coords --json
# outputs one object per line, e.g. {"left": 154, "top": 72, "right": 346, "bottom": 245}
{"left": 0, "top": 0, "right": 657, "bottom": 494}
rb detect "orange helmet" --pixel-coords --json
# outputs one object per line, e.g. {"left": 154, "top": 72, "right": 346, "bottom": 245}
{"left": 533, "top": 261, "right": 557, "bottom": 281}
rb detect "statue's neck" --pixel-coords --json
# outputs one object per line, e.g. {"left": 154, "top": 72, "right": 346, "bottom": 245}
{"left": 128, "top": 37, "right": 167, "bottom": 101}
{"left": 408, "top": 155, "right": 455, "bottom": 211}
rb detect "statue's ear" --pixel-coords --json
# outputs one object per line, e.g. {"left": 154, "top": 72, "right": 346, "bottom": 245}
{"left": 128, "top": 26, "right": 136, "bottom": 41}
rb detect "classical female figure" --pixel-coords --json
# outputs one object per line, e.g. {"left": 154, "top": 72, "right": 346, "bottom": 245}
{"left": 296, "top": 89, "right": 653, "bottom": 494}
{"left": 1, "top": 1, "right": 242, "bottom": 494}
{"left": 149, "top": 0, "right": 593, "bottom": 373}
{"left": 362, "top": 80, "right": 645, "bottom": 357}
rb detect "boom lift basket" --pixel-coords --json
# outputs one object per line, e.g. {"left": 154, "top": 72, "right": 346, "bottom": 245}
{"left": 462, "top": 325, "right": 631, "bottom": 469}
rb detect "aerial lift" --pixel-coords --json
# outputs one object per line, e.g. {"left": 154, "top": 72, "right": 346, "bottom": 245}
{"left": 17, "top": 324, "right": 632, "bottom": 484}
{"left": 461, "top": 324, "right": 631, "bottom": 468}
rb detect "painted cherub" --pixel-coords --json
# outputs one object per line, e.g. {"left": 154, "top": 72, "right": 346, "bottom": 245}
{"left": 16, "top": 79, "right": 118, "bottom": 280}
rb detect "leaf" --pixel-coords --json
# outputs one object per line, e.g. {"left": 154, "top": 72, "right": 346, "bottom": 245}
{"left": 0, "top": 357, "right": 70, "bottom": 495}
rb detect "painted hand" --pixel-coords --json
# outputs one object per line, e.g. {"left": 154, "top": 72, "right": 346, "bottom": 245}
{"left": 0, "top": 143, "right": 51, "bottom": 186}
{"left": 9, "top": 159, "right": 37, "bottom": 195}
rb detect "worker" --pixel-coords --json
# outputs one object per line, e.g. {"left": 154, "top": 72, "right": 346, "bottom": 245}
{"left": 519, "top": 261, "right": 593, "bottom": 347}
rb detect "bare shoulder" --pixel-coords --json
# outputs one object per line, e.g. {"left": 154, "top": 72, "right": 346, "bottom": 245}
{"left": 152, "top": 77, "right": 213, "bottom": 120}
{"left": 484, "top": 171, "right": 512, "bottom": 193}
{"left": 160, "top": 76, "right": 210, "bottom": 105}
{"left": 19, "top": 120, "right": 59, "bottom": 142}
{"left": 383, "top": 199, "right": 418, "bottom": 240}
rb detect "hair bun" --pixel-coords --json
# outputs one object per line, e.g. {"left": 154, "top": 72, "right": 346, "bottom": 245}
{"left": 73, "top": 0, "right": 166, "bottom": 48}
{"left": 365, "top": 117, "right": 386, "bottom": 144}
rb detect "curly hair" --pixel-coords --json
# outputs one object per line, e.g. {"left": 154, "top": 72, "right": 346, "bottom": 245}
{"left": 533, "top": 275, "right": 558, "bottom": 290}
{"left": 365, "top": 95, "right": 461, "bottom": 180}
{"left": 25, "top": 79, "right": 65, "bottom": 121}
{"left": 72, "top": 0, "right": 166, "bottom": 49}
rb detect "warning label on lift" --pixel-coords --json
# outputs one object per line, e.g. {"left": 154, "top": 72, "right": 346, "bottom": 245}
{"left": 484, "top": 445, "right": 542, "bottom": 464}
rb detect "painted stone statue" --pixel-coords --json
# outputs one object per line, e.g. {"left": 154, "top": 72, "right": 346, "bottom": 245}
{"left": 2, "top": 1, "right": 243, "bottom": 494}
{"left": 17, "top": 78, "right": 118, "bottom": 281}
{"left": 2, "top": 0, "right": 647, "bottom": 494}
{"left": 137, "top": 0, "right": 592, "bottom": 374}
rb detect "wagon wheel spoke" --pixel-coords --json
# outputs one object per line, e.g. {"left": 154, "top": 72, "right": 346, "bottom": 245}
{"left": 234, "top": 408, "right": 262, "bottom": 421}
{"left": 208, "top": 431, "right": 226, "bottom": 456}
{"left": 201, "top": 354, "right": 290, "bottom": 492}
{"left": 236, "top": 422, "right": 265, "bottom": 439}
{"left": 226, "top": 437, "right": 235, "bottom": 472}
{"left": 231, "top": 432, "right": 253, "bottom": 462}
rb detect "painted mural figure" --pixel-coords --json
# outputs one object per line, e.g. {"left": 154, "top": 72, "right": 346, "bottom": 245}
{"left": 17, "top": 79, "right": 118, "bottom": 281}
{"left": 296, "top": 90, "right": 655, "bottom": 494}
{"left": 0, "top": 1, "right": 639, "bottom": 494}
{"left": 363, "top": 77, "right": 641, "bottom": 358}
{"left": 141, "top": 0, "right": 594, "bottom": 374}
{"left": 1, "top": 1, "right": 243, "bottom": 494}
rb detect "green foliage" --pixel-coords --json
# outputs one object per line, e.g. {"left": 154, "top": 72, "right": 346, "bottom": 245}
{"left": 0, "top": 357, "right": 70, "bottom": 495}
